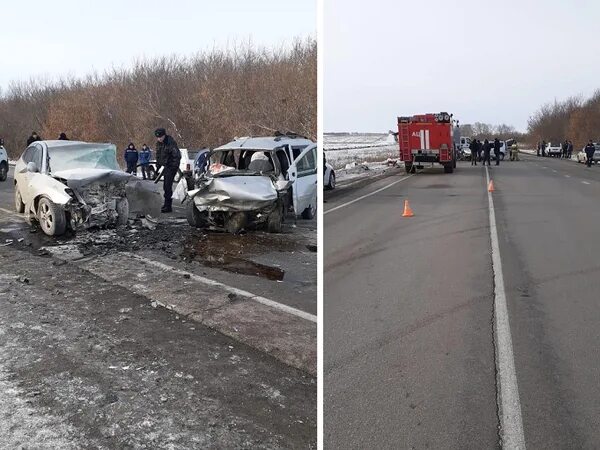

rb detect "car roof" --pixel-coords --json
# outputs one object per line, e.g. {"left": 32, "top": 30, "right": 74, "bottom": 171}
{"left": 214, "top": 136, "right": 314, "bottom": 152}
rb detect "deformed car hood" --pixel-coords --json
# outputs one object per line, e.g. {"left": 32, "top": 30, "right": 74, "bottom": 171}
{"left": 52, "top": 168, "right": 131, "bottom": 188}
{"left": 188, "top": 175, "right": 279, "bottom": 212}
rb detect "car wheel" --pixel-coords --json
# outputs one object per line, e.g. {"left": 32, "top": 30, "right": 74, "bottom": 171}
{"left": 302, "top": 202, "right": 316, "bottom": 220}
{"left": 327, "top": 172, "right": 336, "bottom": 190}
{"left": 0, "top": 162, "right": 7, "bottom": 182}
{"left": 186, "top": 199, "right": 207, "bottom": 228}
{"left": 226, "top": 212, "right": 247, "bottom": 234}
{"left": 147, "top": 166, "right": 156, "bottom": 180}
{"left": 267, "top": 205, "right": 283, "bottom": 233}
{"left": 500, "top": 153, "right": 505, "bottom": 161}
{"left": 116, "top": 198, "right": 129, "bottom": 225}
{"left": 15, "top": 185, "right": 25, "bottom": 213}
{"left": 37, "top": 197, "right": 67, "bottom": 236}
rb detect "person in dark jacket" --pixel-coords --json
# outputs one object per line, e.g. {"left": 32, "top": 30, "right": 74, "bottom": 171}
{"left": 477, "top": 140, "right": 483, "bottom": 162}
{"left": 58, "top": 132, "right": 69, "bottom": 140}
{"left": 139, "top": 144, "right": 152, "bottom": 180}
{"left": 584, "top": 140, "right": 595, "bottom": 167}
{"left": 493, "top": 138, "right": 501, "bottom": 165}
{"left": 154, "top": 128, "right": 181, "bottom": 213}
{"left": 124, "top": 143, "right": 139, "bottom": 174}
{"left": 567, "top": 140, "right": 574, "bottom": 159}
{"left": 26, "top": 131, "right": 42, "bottom": 146}
{"left": 469, "top": 139, "right": 478, "bottom": 165}
{"left": 482, "top": 139, "right": 492, "bottom": 166}
{"left": 562, "top": 140, "right": 569, "bottom": 159}
{"left": 541, "top": 140, "right": 547, "bottom": 157}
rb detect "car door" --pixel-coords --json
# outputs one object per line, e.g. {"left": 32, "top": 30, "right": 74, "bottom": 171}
{"left": 287, "top": 144, "right": 317, "bottom": 216}
{"left": 22, "top": 144, "right": 46, "bottom": 206}
{"left": 15, "top": 145, "right": 40, "bottom": 204}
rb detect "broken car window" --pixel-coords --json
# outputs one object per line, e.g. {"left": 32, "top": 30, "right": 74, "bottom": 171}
{"left": 47, "top": 144, "right": 120, "bottom": 173}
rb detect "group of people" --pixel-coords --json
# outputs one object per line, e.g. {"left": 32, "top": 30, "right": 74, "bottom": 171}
{"left": 26, "top": 131, "right": 69, "bottom": 146}
{"left": 124, "top": 143, "right": 152, "bottom": 178}
{"left": 468, "top": 138, "right": 519, "bottom": 166}
{"left": 536, "top": 140, "right": 574, "bottom": 159}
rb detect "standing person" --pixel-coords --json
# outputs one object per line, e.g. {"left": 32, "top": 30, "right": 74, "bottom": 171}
{"left": 139, "top": 144, "right": 152, "bottom": 180}
{"left": 476, "top": 139, "right": 483, "bottom": 162}
{"left": 510, "top": 142, "right": 520, "bottom": 161}
{"left": 482, "top": 139, "right": 491, "bottom": 166}
{"left": 124, "top": 143, "right": 139, "bottom": 175}
{"left": 584, "top": 140, "right": 595, "bottom": 167}
{"left": 568, "top": 140, "right": 574, "bottom": 159}
{"left": 493, "top": 138, "right": 501, "bottom": 166}
{"left": 58, "top": 132, "right": 69, "bottom": 140}
{"left": 541, "top": 140, "right": 547, "bottom": 157}
{"left": 537, "top": 141, "right": 541, "bottom": 156}
{"left": 469, "top": 139, "right": 478, "bottom": 165}
{"left": 562, "top": 140, "right": 568, "bottom": 159}
{"left": 26, "top": 131, "right": 42, "bottom": 146}
{"left": 154, "top": 128, "right": 181, "bottom": 213}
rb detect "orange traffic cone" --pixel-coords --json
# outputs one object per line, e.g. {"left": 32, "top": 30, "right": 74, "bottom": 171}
{"left": 488, "top": 180, "right": 495, "bottom": 192}
{"left": 402, "top": 199, "right": 414, "bottom": 217}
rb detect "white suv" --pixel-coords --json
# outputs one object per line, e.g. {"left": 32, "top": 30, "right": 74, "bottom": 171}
{"left": 0, "top": 142, "right": 8, "bottom": 182}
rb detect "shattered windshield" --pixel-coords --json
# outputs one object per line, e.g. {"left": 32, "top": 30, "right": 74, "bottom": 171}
{"left": 48, "top": 144, "right": 120, "bottom": 173}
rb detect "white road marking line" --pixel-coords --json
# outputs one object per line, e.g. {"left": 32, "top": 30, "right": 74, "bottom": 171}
{"left": 324, "top": 175, "right": 413, "bottom": 215}
{"left": 542, "top": 166, "right": 548, "bottom": 169}
{"left": 125, "top": 253, "right": 317, "bottom": 323}
{"left": 582, "top": 181, "right": 591, "bottom": 185}
{"left": 485, "top": 167, "right": 526, "bottom": 449}
{"left": 564, "top": 175, "right": 570, "bottom": 178}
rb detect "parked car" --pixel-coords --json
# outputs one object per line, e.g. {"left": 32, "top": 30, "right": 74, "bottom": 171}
{"left": 324, "top": 156, "right": 336, "bottom": 190}
{"left": 0, "top": 142, "right": 8, "bottom": 182}
{"left": 545, "top": 142, "right": 563, "bottom": 157}
{"left": 458, "top": 137, "right": 472, "bottom": 160}
{"left": 576, "top": 144, "right": 600, "bottom": 164}
{"left": 185, "top": 135, "right": 317, "bottom": 233}
{"left": 14, "top": 140, "right": 130, "bottom": 236}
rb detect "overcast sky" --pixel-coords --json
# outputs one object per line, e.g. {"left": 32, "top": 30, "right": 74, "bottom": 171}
{"left": 325, "top": 0, "right": 600, "bottom": 132}
{"left": 1, "top": 0, "right": 315, "bottom": 91}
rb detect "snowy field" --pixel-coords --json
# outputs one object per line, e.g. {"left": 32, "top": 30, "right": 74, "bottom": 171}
{"left": 324, "top": 133, "right": 399, "bottom": 169}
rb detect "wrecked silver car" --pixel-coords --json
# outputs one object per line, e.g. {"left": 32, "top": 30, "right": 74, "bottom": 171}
{"left": 184, "top": 141, "right": 298, "bottom": 234}
{"left": 14, "top": 141, "right": 130, "bottom": 236}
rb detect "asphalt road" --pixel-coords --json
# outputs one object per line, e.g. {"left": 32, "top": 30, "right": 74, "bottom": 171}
{"left": 324, "top": 154, "right": 600, "bottom": 449}
{"left": 0, "top": 166, "right": 316, "bottom": 447}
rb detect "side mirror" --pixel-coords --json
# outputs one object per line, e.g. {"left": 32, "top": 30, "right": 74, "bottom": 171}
{"left": 26, "top": 162, "right": 39, "bottom": 173}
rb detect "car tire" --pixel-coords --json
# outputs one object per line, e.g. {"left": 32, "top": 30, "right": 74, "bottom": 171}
{"left": 0, "top": 162, "right": 7, "bottom": 182}
{"left": 301, "top": 202, "right": 316, "bottom": 220}
{"left": 186, "top": 199, "right": 207, "bottom": 228}
{"left": 14, "top": 185, "right": 25, "bottom": 213}
{"left": 500, "top": 153, "right": 505, "bottom": 161}
{"left": 116, "top": 198, "right": 129, "bottom": 226}
{"left": 267, "top": 206, "right": 283, "bottom": 233}
{"left": 37, "top": 197, "right": 67, "bottom": 236}
{"left": 327, "top": 172, "right": 336, "bottom": 190}
{"left": 226, "top": 212, "right": 247, "bottom": 234}
{"left": 147, "top": 166, "right": 156, "bottom": 180}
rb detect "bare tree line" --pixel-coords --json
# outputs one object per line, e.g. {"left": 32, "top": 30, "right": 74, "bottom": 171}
{"left": 0, "top": 39, "right": 316, "bottom": 159}
{"left": 527, "top": 92, "right": 600, "bottom": 149}
{"left": 459, "top": 122, "right": 527, "bottom": 142}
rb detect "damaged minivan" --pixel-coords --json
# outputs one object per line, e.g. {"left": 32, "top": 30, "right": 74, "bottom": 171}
{"left": 14, "top": 141, "right": 130, "bottom": 236}
{"left": 184, "top": 136, "right": 317, "bottom": 233}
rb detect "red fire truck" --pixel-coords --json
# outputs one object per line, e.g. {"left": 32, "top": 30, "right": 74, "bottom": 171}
{"left": 397, "top": 112, "right": 457, "bottom": 174}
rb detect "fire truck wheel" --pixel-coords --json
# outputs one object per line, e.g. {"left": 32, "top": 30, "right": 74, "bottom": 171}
{"left": 444, "top": 163, "right": 454, "bottom": 174}
{"left": 453, "top": 158, "right": 457, "bottom": 168}
{"left": 405, "top": 163, "right": 414, "bottom": 174}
